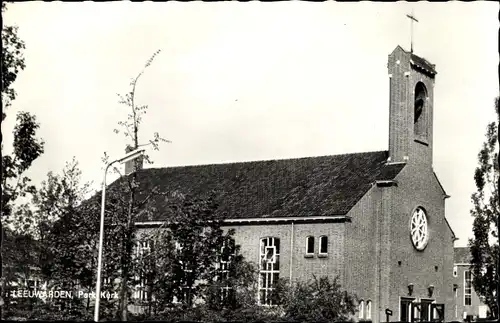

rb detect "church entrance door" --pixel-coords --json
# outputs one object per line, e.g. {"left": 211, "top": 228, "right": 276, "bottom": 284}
{"left": 400, "top": 297, "right": 416, "bottom": 322}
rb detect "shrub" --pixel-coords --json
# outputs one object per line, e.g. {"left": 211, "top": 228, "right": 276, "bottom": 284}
{"left": 272, "top": 275, "right": 357, "bottom": 322}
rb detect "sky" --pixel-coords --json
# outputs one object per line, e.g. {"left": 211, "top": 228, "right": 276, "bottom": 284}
{"left": 2, "top": 1, "right": 498, "bottom": 247}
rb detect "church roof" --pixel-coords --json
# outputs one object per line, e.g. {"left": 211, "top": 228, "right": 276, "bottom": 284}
{"left": 107, "top": 150, "right": 405, "bottom": 222}
{"left": 410, "top": 53, "right": 437, "bottom": 76}
{"left": 454, "top": 247, "right": 472, "bottom": 264}
{"left": 392, "top": 45, "right": 437, "bottom": 76}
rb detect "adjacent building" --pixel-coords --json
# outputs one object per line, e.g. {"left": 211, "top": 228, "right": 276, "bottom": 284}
{"left": 452, "top": 247, "right": 489, "bottom": 321}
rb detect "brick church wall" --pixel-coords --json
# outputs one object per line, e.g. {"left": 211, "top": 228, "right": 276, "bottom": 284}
{"left": 225, "top": 221, "right": 345, "bottom": 284}
{"left": 386, "top": 164, "right": 454, "bottom": 321}
{"left": 344, "top": 186, "right": 381, "bottom": 316}
{"left": 388, "top": 46, "right": 435, "bottom": 168}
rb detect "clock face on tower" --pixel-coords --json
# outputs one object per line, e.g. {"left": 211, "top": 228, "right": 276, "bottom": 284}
{"left": 410, "top": 207, "right": 429, "bottom": 251}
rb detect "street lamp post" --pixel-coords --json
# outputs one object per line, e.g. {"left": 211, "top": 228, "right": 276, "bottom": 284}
{"left": 94, "top": 148, "right": 145, "bottom": 322}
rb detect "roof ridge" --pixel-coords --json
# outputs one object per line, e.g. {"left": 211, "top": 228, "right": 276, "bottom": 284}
{"left": 140, "top": 150, "right": 389, "bottom": 171}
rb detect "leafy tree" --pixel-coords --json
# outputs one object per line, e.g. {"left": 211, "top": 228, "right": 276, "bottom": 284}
{"left": 1, "top": 3, "right": 44, "bottom": 318}
{"left": 469, "top": 97, "right": 499, "bottom": 319}
{"left": 2, "top": 158, "right": 95, "bottom": 320}
{"left": 271, "top": 275, "right": 358, "bottom": 322}
{"left": 35, "top": 158, "right": 96, "bottom": 315}
{"left": 1, "top": 1, "right": 26, "bottom": 113}
{"left": 1, "top": 111, "right": 44, "bottom": 228}
{"left": 1, "top": 2, "right": 44, "bottom": 230}
{"left": 32, "top": 157, "right": 91, "bottom": 236}
{"left": 95, "top": 49, "right": 170, "bottom": 321}
{"left": 131, "top": 190, "right": 258, "bottom": 319}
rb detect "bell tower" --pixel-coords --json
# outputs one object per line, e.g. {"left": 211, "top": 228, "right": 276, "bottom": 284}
{"left": 387, "top": 46, "right": 437, "bottom": 167}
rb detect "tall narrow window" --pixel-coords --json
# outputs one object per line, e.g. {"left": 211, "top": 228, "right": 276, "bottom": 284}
{"left": 453, "top": 265, "right": 457, "bottom": 277}
{"left": 464, "top": 271, "right": 472, "bottom": 305}
{"left": 259, "top": 237, "right": 280, "bottom": 306}
{"left": 319, "top": 236, "right": 328, "bottom": 255}
{"left": 358, "top": 300, "right": 364, "bottom": 319}
{"left": 137, "top": 277, "right": 148, "bottom": 301}
{"left": 134, "top": 240, "right": 151, "bottom": 301}
{"left": 414, "top": 82, "right": 428, "bottom": 138}
{"left": 219, "top": 238, "right": 236, "bottom": 304}
{"left": 305, "top": 236, "right": 314, "bottom": 255}
{"left": 366, "top": 300, "right": 372, "bottom": 320}
{"left": 174, "top": 240, "right": 194, "bottom": 304}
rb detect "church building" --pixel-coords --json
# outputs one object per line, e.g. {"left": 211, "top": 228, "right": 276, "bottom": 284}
{"left": 127, "top": 45, "right": 456, "bottom": 322}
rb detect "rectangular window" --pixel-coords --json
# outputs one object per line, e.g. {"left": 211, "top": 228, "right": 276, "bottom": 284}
{"left": 464, "top": 270, "right": 472, "bottom": 305}
{"left": 319, "top": 235, "right": 328, "bottom": 255}
{"left": 306, "top": 236, "right": 314, "bottom": 255}
{"left": 259, "top": 237, "right": 280, "bottom": 306}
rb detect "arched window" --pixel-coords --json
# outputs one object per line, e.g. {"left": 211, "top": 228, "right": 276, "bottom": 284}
{"left": 366, "top": 300, "right": 372, "bottom": 320}
{"left": 259, "top": 237, "right": 280, "bottom": 306}
{"left": 319, "top": 236, "right": 328, "bottom": 255}
{"left": 306, "top": 236, "right": 315, "bottom": 255}
{"left": 358, "top": 300, "right": 365, "bottom": 319}
{"left": 414, "top": 82, "right": 428, "bottom": 138}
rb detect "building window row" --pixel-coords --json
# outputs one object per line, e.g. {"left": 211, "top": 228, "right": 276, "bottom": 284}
{"left": 305, "top": 235, "right": 328, "bottom": 257}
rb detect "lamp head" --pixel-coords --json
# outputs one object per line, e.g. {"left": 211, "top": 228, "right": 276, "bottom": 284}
{"left": 428, "top": 284, "right": 435, "bottom": 297}
{"left": 408, "top": 283, "right": 414, "bottom": 296}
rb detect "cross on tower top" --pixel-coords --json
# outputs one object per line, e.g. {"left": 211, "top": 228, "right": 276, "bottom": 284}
{"left": 406, "top": 11, "right": 419, "bottom": 53}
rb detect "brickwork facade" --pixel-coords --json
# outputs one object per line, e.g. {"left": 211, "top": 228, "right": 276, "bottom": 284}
{"left": 225, "top": 221, "right": 345, "bottom": 285}
{"left": 131, "top": 45, "right": 457, "bottom": 322}
{"left": 385, "top": 164, "right": 454, "bottom": 322}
